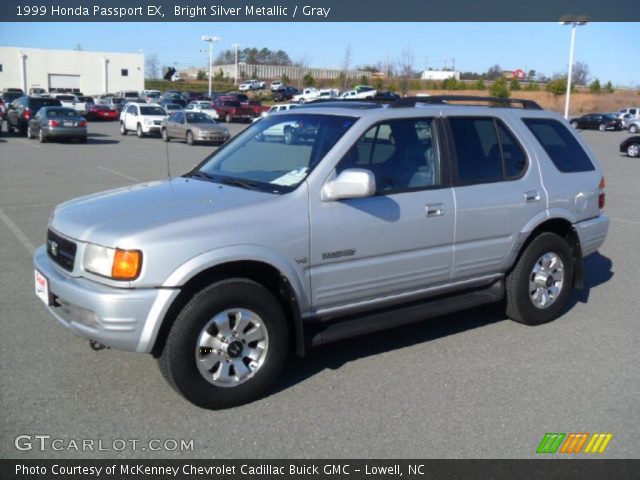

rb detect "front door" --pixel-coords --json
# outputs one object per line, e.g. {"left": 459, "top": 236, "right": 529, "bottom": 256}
{"left": 309, "top": 117, "right": 455, "bottom": 312}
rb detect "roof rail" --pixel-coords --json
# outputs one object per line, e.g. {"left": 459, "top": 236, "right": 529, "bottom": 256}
{"left": 390, "top": 95, "right": 543, "bottom": 110}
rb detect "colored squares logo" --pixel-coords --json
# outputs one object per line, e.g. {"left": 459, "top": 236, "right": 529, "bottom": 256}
{"left": 537, "top": 433, "right": 612, "bottom": 454}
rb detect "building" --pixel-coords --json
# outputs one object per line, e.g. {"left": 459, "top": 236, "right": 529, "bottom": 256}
{"left": 503, "top": 69, "right": 527, "bottom": 80}
{"left": 180, "top": 63, "right": 373, "bottom": 82}
{"left": 0, "top": 46, "right": 144, "bottom": 95}
{"left": 421, "top": 70, "right": 461, "bottom": 81}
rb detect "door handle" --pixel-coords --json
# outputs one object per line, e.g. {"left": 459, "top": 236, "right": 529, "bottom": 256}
{"left": 426, "top": 203, "right": 445, "bottom": 217}
{"left": 524, "top": 190, "right": 540, "bottom": 203}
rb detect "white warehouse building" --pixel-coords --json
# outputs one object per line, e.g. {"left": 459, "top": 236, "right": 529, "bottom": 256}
{"left": 0, "top": 46, "right": 144, "bottom": 94}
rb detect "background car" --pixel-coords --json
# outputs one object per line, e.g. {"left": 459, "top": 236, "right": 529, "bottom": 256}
{"left": 5, "top": 96, "right": 62, "bottom": 134}
{"left": 373, "top": 91, "right": 401, "bottom": 101}
{"left": 119, "top": 102, "right": 166, "bottom": 137}
{"left": 161, "top": 111, "right": 230, "bottom": 145}
{"left": 86, "top": 104, "right": 118, "bottom": 121}
{"left": 570, "top": 113, "right": 622, "bottom": 131}
{"left": 27, "top": 106, "right": 87, "bottom": 143}
{"left": 185, "top": 101, "right": 219, "bottom": 120}
{"left": 625, "top": 118, "right": 640, "bottom": 133}
{"left": 620, "top": 136, "right": 640, "bottom": 157}
{"left": 99, "top": 96, "right": 125, "bottom": 114}
{"left": 272, "top": 86, "right": 299, "bottom": 102}
{"left": 161, "top": 102, "right": 184, "bottom": 114}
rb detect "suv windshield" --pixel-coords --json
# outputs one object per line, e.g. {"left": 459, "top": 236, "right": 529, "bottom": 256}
{"left": 191, "top": 113, "right": 357, "bottom": 193}
{"left": 140, "top": 106, "right": 165, "bottom": 116}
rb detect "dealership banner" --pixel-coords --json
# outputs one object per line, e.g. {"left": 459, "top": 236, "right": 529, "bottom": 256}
{"left": 2, "top": 459, "right": 640, "bottom": 480}
{"left": 0, "top": 0, "right": 638, "bottom": 22}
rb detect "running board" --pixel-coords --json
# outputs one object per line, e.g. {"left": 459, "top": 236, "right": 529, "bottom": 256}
{"left": 307, "top": 280, "right": 504, "bottom": 348}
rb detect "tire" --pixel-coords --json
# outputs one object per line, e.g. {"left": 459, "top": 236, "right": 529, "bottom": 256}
{"left": 598, "top": 123, "right": 606, "bottom": 131}
{"left": 19, "top": 123, "right": 27, "bottom": 136}
{"left": 627, "top": 143, "right": 640, "bottom": 158}
{"left": 225, "top": 113, "right": 232, "bottom": 123}
{"left": 505, "top": 232, "right": 574, "bottom": 325}
{"left": 162, "top": 128, "right": 170, "bottom": 142}
{"left": 629, "top": 125, "right": 638, "bottom": 134}
{"left": 283, "top": 128, "right": 294, "bottom": 145}
{"left": 186, "top": 130, "right": 194, "bottom": 146}
{"left": 26, "top": 126, "right": 34, "bottom": 139}
{"left": 120, "top": 122, "right": 127, "bottom": 135}
{"left": 78, "top": 136, "right": 87, "bottom": 144}
{"left": 136, "top": 123, "right": 144, "bottom": 138}
{"left": 158, "top": 279, "right": 289, "bottom": 409}
{"left": 570, "top": 121, "right": 579, "bottom": 129}
{"left": 38, "top": 128, "right": 47, "bottom": 143}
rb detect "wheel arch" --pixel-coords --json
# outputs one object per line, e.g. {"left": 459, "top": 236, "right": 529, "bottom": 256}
{"left": 510, "top": 217, "right": 584, "bottom": 289}
{"left": 151, "top": 259, "right": 307, "bottom": 358}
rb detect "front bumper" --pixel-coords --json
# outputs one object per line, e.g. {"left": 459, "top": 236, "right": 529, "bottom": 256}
{"left": 33, "top": 246, "right": 179, "bottom": 353}
{"left": 193, "top": 131, "right": 229, "bottom": 142}
{"left": 142, "top": 123, "right": 162, "bottom": 133}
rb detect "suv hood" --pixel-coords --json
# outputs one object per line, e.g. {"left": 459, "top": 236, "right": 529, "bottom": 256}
{"left": 51, "top": 177, "right": 274, "bottom": 246}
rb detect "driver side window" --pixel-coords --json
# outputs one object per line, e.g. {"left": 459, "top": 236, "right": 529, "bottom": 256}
{"left": 336, "top": 118, "right": 440, "bottom": 194}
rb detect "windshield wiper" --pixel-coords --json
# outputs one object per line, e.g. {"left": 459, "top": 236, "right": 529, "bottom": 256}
{"left": 184, "top": 170, "right": 214, "bottom": 180}
{"left": 219, "top": 177, "right": 261, "bottom": 191}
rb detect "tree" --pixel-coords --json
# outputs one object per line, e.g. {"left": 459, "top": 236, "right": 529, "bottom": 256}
{"left": 397, "top": 45, "right": 416, "bottom": 95}
{"left": 342, "top": 44, "right": 352, "bottom": 88}
{"left": 485, "top": 64, "right": 503, "bottom": 80}
{"left": 604, "top": 81, "right": 615, "bottom": 93}
{"left": 145, "top": 53, "right": 160, "bottom": 79}
{"left": 303, "top": 73, "right": 315, "bottom": 87}
{"left": 196, "top": 70, "right": 206, "bottom": 81}
{"left": 473, "top": 79, "right": 486, "bottom": 90}
{"left": 524, "top": 81, "right": 540, "bottom": 91}
{"left": 510, "top": 78, "right": 521, "bottom": 91}
{"left": 589, "top": 79, "right": 601, "bottom": 94}
{"left": 572, "top": 61, "right": 589, "bottom": 85}
{"left": 546, "top": 76, "right": 569, "bottom": 95}
{"left": 214, "top": 68, "right": 224, "bottom": 81}
{"left": 527, "top": 69, "right": 537, "bottom": 81}
{"left": 490, "top": 77, "right": 510, "bottom": 98}
{"left": 281, "top": 73, "right": 291, "bottom": 85}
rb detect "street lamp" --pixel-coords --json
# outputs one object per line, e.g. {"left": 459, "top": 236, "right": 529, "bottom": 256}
{"left": 231, "top": 43, "right": 240, "bottom": 86}
{"left": 201, "top": 35, "right": 221, "bottom": 98}
{"left": 560, "top": 18, "right": 588, "bottom": 119}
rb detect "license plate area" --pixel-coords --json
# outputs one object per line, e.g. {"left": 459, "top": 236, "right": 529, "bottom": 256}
{"left": 35, "top": 269, "right": 51, "bottom": 306}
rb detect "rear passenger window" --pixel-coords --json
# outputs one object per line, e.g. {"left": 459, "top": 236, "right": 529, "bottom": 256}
{"left": 449, "top": 117, "right": 526, "bottom": 184}
{"left": 523, "top": 118, "right": 595, "bottom": 173}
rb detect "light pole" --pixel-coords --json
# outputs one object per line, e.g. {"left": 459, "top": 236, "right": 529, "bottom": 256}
{"left": 201, "top": 35, "right": 221, "bottom": 98}
{"left": 232, "top": 43, "right": 240, "bottom": 86}
{"left": 560, "top": 19, "right": 587, "bottom": 119}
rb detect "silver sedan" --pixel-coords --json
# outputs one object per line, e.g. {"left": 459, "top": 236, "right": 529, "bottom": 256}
{"left": 162, "top": 111, "right": 230, "bottom": 145}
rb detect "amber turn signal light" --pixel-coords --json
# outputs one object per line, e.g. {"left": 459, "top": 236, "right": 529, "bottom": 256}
{"left": 111, "top": 249, "right": 142, "bottom": 280}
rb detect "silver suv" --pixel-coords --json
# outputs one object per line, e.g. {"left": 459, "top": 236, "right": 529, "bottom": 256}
{"left": 33, "top": 96, "right": 609, "bottom": 409}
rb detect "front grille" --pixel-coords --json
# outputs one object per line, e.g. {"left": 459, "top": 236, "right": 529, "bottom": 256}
{"left": 153, "top": 120, "right": 161, "bottom": 125}
{"left": 47, "top": 229, "right": 77, "bottom": 272}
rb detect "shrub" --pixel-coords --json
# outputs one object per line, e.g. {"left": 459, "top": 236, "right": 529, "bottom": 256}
{"left": 489, "top": 77, "right": 510, "bottom": 98}
{"left": 589, "top": 79, "right": 601, "bottom": 94}
{"left": 524, "top": 81, "right": 540, "bottom": 91}
{"left": 303, "top": 73, "right": 315, "bottom": 87}
{"left": 604, "top": 81, "right": 615, "bottom": 93}
{"left": 510, "top": 79, "right": 521, "bottom": 91}
{"left": 473, "top": 79, "right": 486, "bottom": 90}
{"left": 196, "top": 70, "right": 206, "bottom": 81}
{"left": 546, "top": 77, "right": 570, "bottom": 95}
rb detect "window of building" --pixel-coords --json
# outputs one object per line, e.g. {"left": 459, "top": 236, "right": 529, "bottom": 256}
{"left": 121, "top": 69, "right": 128, "bottom": 77}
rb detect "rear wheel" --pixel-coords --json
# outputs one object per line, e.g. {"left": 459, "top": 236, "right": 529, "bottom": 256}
{"left": 26, "top": 126, "right": 34, "bottom": 139}
{"left": 598, "top": 123, "right": 607, "bottom": 131}
{"left": 283, "top": 128, "right": 294, "bottom": 145}
{"left": 627, "top": 143, "right": 640, "bottom": 157}
{"left": 225, "top": 113, "right": 232, "bottom": 123}
{"left": 629, "top": 124, "right": 638, "bottom": 134}
{"left": 120, "top": 122, "right": 127, "bottom": 135}
{"left": 505, "top": 232, "right": 574, "bottom": 325}
{"left": 570, "top": 121, "right": 579, "bottom": 129}
{"left": 162, "top": 128, "right": 170, "bottom": 142}
{"left": 158, "top": 279, "right": 289, "bottom": 409}
{"left": 136, "top": 123, "right": 144, "bottom": 138}
{"left": 38, "top": 128, "right": 47, "bottom": 143}
{"left": 78, "top": 136, "right": 87, "bottom": 144}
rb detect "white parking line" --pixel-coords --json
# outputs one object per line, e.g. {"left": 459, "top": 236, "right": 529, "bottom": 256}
{"left": 611, "top": 217, "right": 640, "bottom": 226}
{"left": 98, "top": 166, "right": 140, "bottom": 182}
{"left": 0, "top": 207, "right": 35, "bottom": 255}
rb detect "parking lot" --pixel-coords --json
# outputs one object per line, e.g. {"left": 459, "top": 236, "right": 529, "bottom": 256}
{"left": 0, "top": 120, "right": 639, "bottom": 459}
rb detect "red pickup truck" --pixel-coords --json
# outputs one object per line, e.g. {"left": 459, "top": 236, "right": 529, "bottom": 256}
{"left": 244, "top": 100, "right": 270, "bottom": 117}
{"left": 212, "top": 96, "right": 255, "bottom": 123}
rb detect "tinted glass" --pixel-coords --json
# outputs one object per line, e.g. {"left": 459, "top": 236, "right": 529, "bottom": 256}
{"left": 46, "top": 108, "right": 79, "bottom": 118}
{"left": 449, "top": 117, "right": 502, "bottom": 183}
{"left": 523, "top": 118, "right": 595, "bottom": 173}
{"left": 186, "top": 112, "right": 213, "bottom": 124}
{"left": 139, "top": 106, "right": 165, "bottom": 116}
{"left": 496, "top": 122, "right": 527, "bottom": 178}
{"left": 337, "top": 118, "right": 440, "bottom": 193}
{"left": 196, "top": 114, "right": 356, "bottom": 193}
{"left": 31, "top": 98, "right": 61, "bottom": 108}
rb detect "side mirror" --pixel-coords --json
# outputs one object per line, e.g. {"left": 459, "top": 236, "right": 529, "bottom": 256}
{"left": 321, "top": 169, "right": 376, "bottom": 201}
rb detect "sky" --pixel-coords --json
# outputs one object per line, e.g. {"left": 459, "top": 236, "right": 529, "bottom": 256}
{"left": 0, "top": 22, "right": 637, "bottom": 87}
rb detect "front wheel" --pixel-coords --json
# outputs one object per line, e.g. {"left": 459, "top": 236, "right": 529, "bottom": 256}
{"left": 162, "top": 128, "right": 170, "bottom": 142}
{"left": 186, "top": 130, "right": 195, "bottom": 145}
{"left": 505, "top": 232, "right": 574, "bottom": 325}
{"left": 120, "top": 122, "right": 127, "bottom": 135}
{"left": 158, "top": 279, "right": 289, "bottom": 409}
{"left": 225, "top": 113, "right": 232, "bottom": 123}
{"left": 136, "top": 123, "right": 144, "bottom": 138}
{"left": 283, "top": 128, "right": 294, "bottom": 145}
{"left": 627, "top": 143, "right": 640, "bottom": 158}
{"left": 629, "top": 124, "right": 638, "bottom": 134}
{"left": 598, "top": 123, "right": 607, "bottom": 131}
{"left": 570, "top": 121, "right": 578, "bottom": 129}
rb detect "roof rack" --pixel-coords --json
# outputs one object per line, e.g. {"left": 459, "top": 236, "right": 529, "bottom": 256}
{"left": 389, "top": 95, "right": 542, "bottom": 110}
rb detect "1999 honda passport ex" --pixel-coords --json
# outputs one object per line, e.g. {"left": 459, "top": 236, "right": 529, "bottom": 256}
{"left": 34, "top": 96, "right": 609, "bottom": 409}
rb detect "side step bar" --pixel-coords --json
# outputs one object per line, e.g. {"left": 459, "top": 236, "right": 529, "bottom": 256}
{"left": 307, "top": 280, "right": 504, "bottom": 348}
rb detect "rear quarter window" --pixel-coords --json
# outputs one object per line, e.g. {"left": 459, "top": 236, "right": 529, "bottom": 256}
{"left": 523, "top": 118, "right": 595, "bottom": 173}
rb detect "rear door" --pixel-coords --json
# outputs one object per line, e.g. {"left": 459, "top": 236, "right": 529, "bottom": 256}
{"left": 446, "top": 114, "right": 545, "bottom": 280}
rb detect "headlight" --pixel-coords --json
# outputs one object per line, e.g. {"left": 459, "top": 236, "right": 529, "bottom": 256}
{"left": 83, "top": 244, "right": 142, "bottom": 280}
{"left": 143, "top": 118, "right": 151, "bottom": 125}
